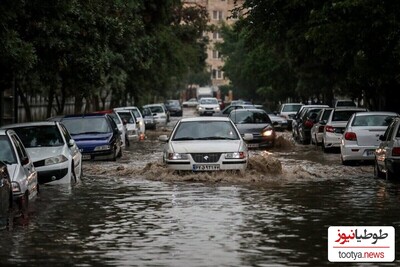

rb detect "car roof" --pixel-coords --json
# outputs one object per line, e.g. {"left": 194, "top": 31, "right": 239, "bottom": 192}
{"left": 2, "top": 121, "right": 58, "bottom": 128}
{"left": 144, "top": 103, "right": 165, "bottom": 107}
{"left": 62, "top": 113, "right": 107, "bottom": 118}
{"left": 179, "top": 117, "right": 231, "bottom": 122}
{"left": 353, "top": 111, "right": 399, "bottom": 116}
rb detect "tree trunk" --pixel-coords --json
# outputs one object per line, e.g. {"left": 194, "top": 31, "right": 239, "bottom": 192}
{"left": 17, "top": 85, "right": 32, "bottom": 122}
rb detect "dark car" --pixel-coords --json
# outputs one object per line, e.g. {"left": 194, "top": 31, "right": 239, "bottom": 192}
{"left": 165, "top": 100, "right": 182, "bottom": 117}
{"left": 297, "top": 107, "right": 327, "bottom": 145}
{"left": 60, "top": 113, "right": 123, "bottom": 161}
{"left": 0, "top": 161, "right": 12, "bottom": 229}
{"left": 229, "top": 109, "right": 276, "bottom": 149}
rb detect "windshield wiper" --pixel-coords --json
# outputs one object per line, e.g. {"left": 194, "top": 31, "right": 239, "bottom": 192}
{"left": 173, "top": 137, "right": 196, "bottom": 141}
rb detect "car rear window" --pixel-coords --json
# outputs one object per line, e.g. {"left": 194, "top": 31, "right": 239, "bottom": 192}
{"left": 352, "top": 115, "right": 397, "bottom": 127}
{"left": 332, "top": 110, "right": 360, "bottom": 121}
{"left": 230, "top": 111, "right": 272, "bottom": 124}
{"left": 282, "top": 104, "right": 302, "bottom": 112}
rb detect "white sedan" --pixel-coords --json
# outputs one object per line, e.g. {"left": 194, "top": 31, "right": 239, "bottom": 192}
{"left": 340, "top": 111, "right": 399, "bottom": 165}
{"left": 3, "top": 121, "right": 82, "bottom": 184}
{"left": 159, "top": 117, "right": 252, "bottom": 171}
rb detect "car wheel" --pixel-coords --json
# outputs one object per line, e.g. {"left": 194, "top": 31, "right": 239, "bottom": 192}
{"left": 322, "top": 140, "right": 329, "bottom": 153}
{"left": 374, "top": 160, "right": 384, "bottom": 178}
{"left": 385, "top": 162, "right": 394, "bottom": 180}
{"left": 117, "top": 146, "right": 122, "bottom": 158}
{"left": 112, "top": 147, "right": 117, "bottom": 161}
{"left": 341, "top": 155, "right": 352, "bottom": 166}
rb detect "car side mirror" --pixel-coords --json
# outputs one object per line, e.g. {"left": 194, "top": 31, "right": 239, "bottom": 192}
{"left": 68, "top": 139, "right": 76, "bottom": 147}
{"left": 243, "top": 133, "right": 253, "bottom": 141}
{"left": 158, "top": 135, "right": 169, "bottom": 142}
{"left": 379, "top": 135, "right": 385, "bottom": 141}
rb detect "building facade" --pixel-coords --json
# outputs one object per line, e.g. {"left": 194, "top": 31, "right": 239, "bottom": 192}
{"left": 184, "top": 0, "right": 244, "bottom": 87}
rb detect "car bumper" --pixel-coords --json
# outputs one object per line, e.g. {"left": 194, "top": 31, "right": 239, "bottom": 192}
{"left": 324, "top": 132, "right": 342, "bottom": 148}
{"left": 340, "top": 144, "right": 377, "bottom": 161}
{"left": 82, "top": 150, "right": 115, "bottom": 160}
{"left": 165, "top": 160, "right": 248, "bottom": 171}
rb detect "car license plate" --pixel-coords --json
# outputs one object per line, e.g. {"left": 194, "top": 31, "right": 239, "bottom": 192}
{"left": 82, "top": 154, "right": 91, "bottom": 160}
{"left": 247, "top": 143, "right": 259, "bottom": 148}
{"left": 193, "top": 164, "right": 220, "bottom": 171}
{"left": 366, "top": 150, "right": 375, "bottom": 156}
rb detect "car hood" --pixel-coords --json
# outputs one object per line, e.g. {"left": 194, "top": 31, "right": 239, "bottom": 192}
{"left": 26, "top": 146, "right": 65, "bottom": 161}
{"left": 171, "top": 140, "right": 243, "bottom": 153}
{"left": 199, "top": 104, "right": 219, "bottom": 108}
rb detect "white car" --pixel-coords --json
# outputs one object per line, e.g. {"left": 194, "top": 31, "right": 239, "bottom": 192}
{"left": 310, "top": 108, "right": 333, "bottom": 145}
{"left": 278, "top": 103, "right": 303, "bottom": 129}
{"left": 0, "top": 129, "right": 38, "bottom": 217}
{"left": 375, "top": 116, "right": 400, "bottom": 179}
{"left": 104, "top": 111, "right": 127, "bottom": 147}
{"left": 117, "top": 106, "right": 145, "bottom": 138}
{"left": 322, "top": 107, "right": 368, "bottom": 152}
{"left": 143, "top": 104, "right": 169, "bottom": 126}
{"left": 114, "top": 109, "right": 139, "bottom": 143}
{"left": 158, "top": 117, "right": 252, "bottom": 171}
{"left": 339, "top": 111, "right": 398, "bottom": 165}
{"left": 3, "top": 121, "right": 83, "bottom": 185}
{"left": 196, "top": 97, "right": 220, "bottom": 116}
{"left": 182, "top": 98, "right": 198, "bottom": 107}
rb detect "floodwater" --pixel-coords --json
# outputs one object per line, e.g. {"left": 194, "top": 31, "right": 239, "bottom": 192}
{"left": 1, "top": 108, "right": 400, "bottom": 266}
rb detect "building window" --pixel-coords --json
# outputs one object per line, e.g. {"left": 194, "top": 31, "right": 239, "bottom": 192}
{"left": 213, "top": 10, "right": 223, "bottom": 20}
{"left": 212, "top": 50, "right": 221, "bottom": 59}
{"left": 213, "top": 31, "right": 221, "bottom": 39}
{"left": 212, "top": 69, "right": 224, "bottom": 79}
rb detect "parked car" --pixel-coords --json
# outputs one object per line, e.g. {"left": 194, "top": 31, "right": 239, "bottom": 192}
{"left": 143, "top": 103, "right": 169, "bottom": 126}
{"left": 60, "top": 113, "right": 123, "bottom": 161}
{"left": 196, "top": 97, "right": 221, "bottom": 116}
{"left": 333, "top": 99, "right": 357, "bottom": 108}
{"left": 117, "top": 106, "right": 146, "bottom": 138}
{"left": 267, "top": 112, "right": 288, "bottom": 131}
{"left": 0, "top": 129, "right": 38, "bottom": 218}
{"left": 3, "top": 121, "right": 83, "bottom": 184}
{"left": 292, "top": 105, "right": 329, "bottom": 141}
{"left": 114, "top": 109, "right": 139, "bottom": 143}
{"left": 182, "top": 98, "right": 198, "bottom": 107}
{"left": 214, "top": 104, "right": 255, "bottom": 117}
{"left": 278, "top": 103, "right": 303, "bottom": 130}
{"left": 311, "top": 108, "right": 334, "bottom": 145}
{"left": 340, "top": 112, "right": 398, "bottom": 166}
{"left": 93, "top": 110, "right": 127, "bottom": 148}
{"left": 158, "top": 117, "right": 252, "bottom": 171}
{"left": 141, "top": 107, "right": 157, "bottom": 130}
{"left": 229, "top": 109, "right": 276, "bottom": 149}
{"left": 165, "top": 100, "right": 183, "bottom": 116}
{"left": 375, "top": 117, "right": 400, "bottom": 179}
{"left": 295, "top": 107, "right": 326, "bottom": 145}
{"left": 0, "top": 161, "right": 12, "bottom": 228}
{"left": 322, "top": 107, "right": 368, "bottom": 152}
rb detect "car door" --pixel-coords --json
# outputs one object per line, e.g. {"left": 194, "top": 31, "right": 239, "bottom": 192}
{"left": 59, "top": 123, "right": 81, "bottom": 175}
{"left": 376, "top": 120, "right": 396, "bottom": 168}
{"left": 9, "top": 132, "right": 38, "bottom": 199}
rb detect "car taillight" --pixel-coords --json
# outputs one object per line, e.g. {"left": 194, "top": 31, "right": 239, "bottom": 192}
{"left": 304, "top": 120, "right": 314, "bottom": 128}
{"left": 392, "top": 147, "right": 400, "bottom": 156}
{"left": 344, "top": 132, "right": 357, "bottom": 141}
{"left": 325, "top": 125, "right": 334, "bottom": 133}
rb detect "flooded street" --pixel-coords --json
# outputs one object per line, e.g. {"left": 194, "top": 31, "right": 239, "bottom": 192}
{"left": 1, "top": 108, "right": 400, "bottom": 266}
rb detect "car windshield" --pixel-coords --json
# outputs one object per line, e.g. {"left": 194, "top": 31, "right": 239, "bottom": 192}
{"left": 13, "top": 125, "right": 64, "bottom": 148}
{"left": 141, "top": 108, "right": 152, "bottom": 116}
{"left": 148, "top": 106, "right": 164, "bottom": 113}
{"left": 200, "top": 98, "right": 218, "bottom": 104}
{"left": 172, "top": 121, "right": 239, "bottom": 141}
{"left": 108, "top": 113, "right": 121, "bottom": 125}
{"left": 62, "top": 117, "right": 111, "bottom": 134}
{"left": 230, "top": 111, "right": 272, "bottom": 124}
{"left": 332, "top": 110, "right": 361, "bottom": 121}
{"left": 352, "top": 115, "right": 397, "bottom": 127}
{"left": 0, "top": 136, "right": 17, "bottom": 164}
{"left": 282, "top": 104, "right": 302, "bottom": 112}
{"left": 117, "top": 112, "right": 135, "bottom": 124}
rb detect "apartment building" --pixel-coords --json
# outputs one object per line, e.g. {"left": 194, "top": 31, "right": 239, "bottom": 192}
{"left": 184, "top": 0, "right": 244, "bottom": 87}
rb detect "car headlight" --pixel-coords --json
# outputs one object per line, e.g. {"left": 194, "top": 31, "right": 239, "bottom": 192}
{"left": 198, "top": 107, "right": 204, "bottom": 111}
{"left": 94, "top": 145, "right": 111, "bottom": 151}
{"left": 168, "top": 153, "right": 189, "bottom": 160}
{"left": 12, "top": 181, "right": 21, "bottom": 193}
{"left": 262, "top": 128, "right": 274, "bottom": 137}
{"left": 225, "top": 152, "right": 246, "bottom": 159}
{"left": 215, "top": 107, "right": 220, "bottom": 111}
{"left": 139, "top": 121, "right": 144, "bottom": 126}
{"left": 44, "top": 155, "right": 68, "bottom": 166}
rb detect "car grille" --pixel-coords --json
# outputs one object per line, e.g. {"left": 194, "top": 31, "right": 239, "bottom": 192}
{"left": 191, "top": 153, "right": 221, "bottom": 163}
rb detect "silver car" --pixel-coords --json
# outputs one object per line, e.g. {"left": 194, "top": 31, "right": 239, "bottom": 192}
{"left": 375, "top": 116, "right": 400, "bottom": 179}
{"left": 0, "top": 129, "right": 38, "bottom": 217}
{"left": 3, "top": 121, "right": 83, "bottom": 185}
{"left": 340, "top": 112, "right": 398, "bottom": 165}
{"left": 159, "top": 117, "right": 252, "bottom": 171}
